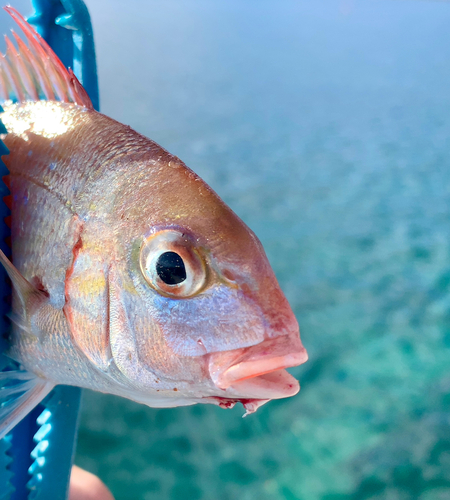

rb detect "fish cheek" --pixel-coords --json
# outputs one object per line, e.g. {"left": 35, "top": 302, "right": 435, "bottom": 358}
{"left": 132, "top": 308, "right": 207, "bottom": 386}
{"left": 148, "top": 285, "right": 267, "bottom": 356}
{"left": 109, "top": 263, "right": 206, "bottom": 388}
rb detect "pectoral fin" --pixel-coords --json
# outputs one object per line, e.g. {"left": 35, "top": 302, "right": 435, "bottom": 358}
{"left": 0, "top": 369, "right": 54, "bottom": 439}
{"left": 0, "top": 248, "right": 48, "bottom": 332}
{"left": 0, "top": 251, "right": 55, "bottom": 437}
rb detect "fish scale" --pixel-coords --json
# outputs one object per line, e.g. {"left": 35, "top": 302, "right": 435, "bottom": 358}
{"left": 0, "top": 0, "right": 98, "bottom": 498}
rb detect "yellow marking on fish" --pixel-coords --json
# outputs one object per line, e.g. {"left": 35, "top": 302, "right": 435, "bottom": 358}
{"left": 70, "top": 274, "right": 106, "bottom": 296}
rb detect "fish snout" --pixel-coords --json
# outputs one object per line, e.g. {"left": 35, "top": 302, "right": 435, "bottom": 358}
{"left": 239, "top": 269, "right": 300, "bottom": 341}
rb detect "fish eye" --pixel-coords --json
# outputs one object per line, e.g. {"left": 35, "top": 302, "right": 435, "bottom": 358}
{"left": 156, "top": 251, "right": 186, "bottom": 285}
{"left": 140, "top": 229, "right": 207, "bottom": 298}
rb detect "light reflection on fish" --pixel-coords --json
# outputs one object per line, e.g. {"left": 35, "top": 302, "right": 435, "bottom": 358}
{"left": 0, "top": 7, "right": 308, "bottom": 438}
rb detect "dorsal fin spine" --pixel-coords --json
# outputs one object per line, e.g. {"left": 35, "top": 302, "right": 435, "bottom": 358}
{"left": 68, "top": 68, "right": 91, "bottom": 106}
{"left": 0, "top": 52, "right": 24, "bottom": 101}
{"left": 14, "top": 19, "right": 68, "bottom": 101}
{"left": 13, "top": 6, "right": 90, "bottom": 107}
{"left": 0, "top": 67, "right": 7, "bottom": 101}
{"left": 12, "top": 31, "right": 54, "bottom": 100}
{"left": 0, "top": 6, "right": 93, "bottom": 109}
{"left": 5, "top": 33, "right": 38, "bottom": 100}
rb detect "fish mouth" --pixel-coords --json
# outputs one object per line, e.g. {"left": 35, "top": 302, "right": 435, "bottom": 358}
{"left": 207, "top": 332, "right": 308, "bottom": 413}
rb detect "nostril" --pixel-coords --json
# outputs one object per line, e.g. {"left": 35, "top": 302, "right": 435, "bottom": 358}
{"left": 222, "top": 269, "right": 236, "bottom": 282}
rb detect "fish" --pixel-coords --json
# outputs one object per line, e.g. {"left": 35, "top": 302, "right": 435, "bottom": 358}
{"left": 0, "top": 6, "right": 308, "bottom": 439}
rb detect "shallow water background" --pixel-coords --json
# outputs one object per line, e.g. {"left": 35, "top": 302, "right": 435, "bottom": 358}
{"left": 80, "top": 1, "right": 450, "bottom": 499}
{"left": 4, "top": 0, "right": 450, "bottom": 498}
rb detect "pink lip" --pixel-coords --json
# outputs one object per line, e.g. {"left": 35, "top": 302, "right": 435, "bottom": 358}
{"left": 208, "top": 333, "right": 308, "bottom": 401}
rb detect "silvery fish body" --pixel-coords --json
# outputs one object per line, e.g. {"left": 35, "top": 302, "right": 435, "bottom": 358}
{"left": 0, "top": 8, "right": 307, "bottom": 436}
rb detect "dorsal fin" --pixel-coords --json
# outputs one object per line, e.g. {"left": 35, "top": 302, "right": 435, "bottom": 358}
{"left": 0, "top": 6, "right": 93, "bottom": 109}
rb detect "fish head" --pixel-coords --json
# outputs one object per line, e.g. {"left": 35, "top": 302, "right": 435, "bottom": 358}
{"left": 102, "top": 151, "right": 308, "bottom": 412}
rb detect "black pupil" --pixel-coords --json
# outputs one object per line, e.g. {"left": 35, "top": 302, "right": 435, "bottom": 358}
{"left": 156, "top": 251, "right": 187, "bottom": 285}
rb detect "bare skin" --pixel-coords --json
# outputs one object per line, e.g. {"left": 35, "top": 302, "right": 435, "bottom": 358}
{"left": 69, "top": 466, "right": 114, "bottom": 500}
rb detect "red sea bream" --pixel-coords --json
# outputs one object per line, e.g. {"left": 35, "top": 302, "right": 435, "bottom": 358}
{"left": 0, "top": 7, "right": 308, "bottom": 438}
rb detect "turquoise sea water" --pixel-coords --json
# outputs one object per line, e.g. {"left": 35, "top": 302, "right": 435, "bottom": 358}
{"left": 83, "top": 1, "right": 450, "bottom": 499}
{"left": 6, "top": 0, "right": 450, "bottom": 498}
